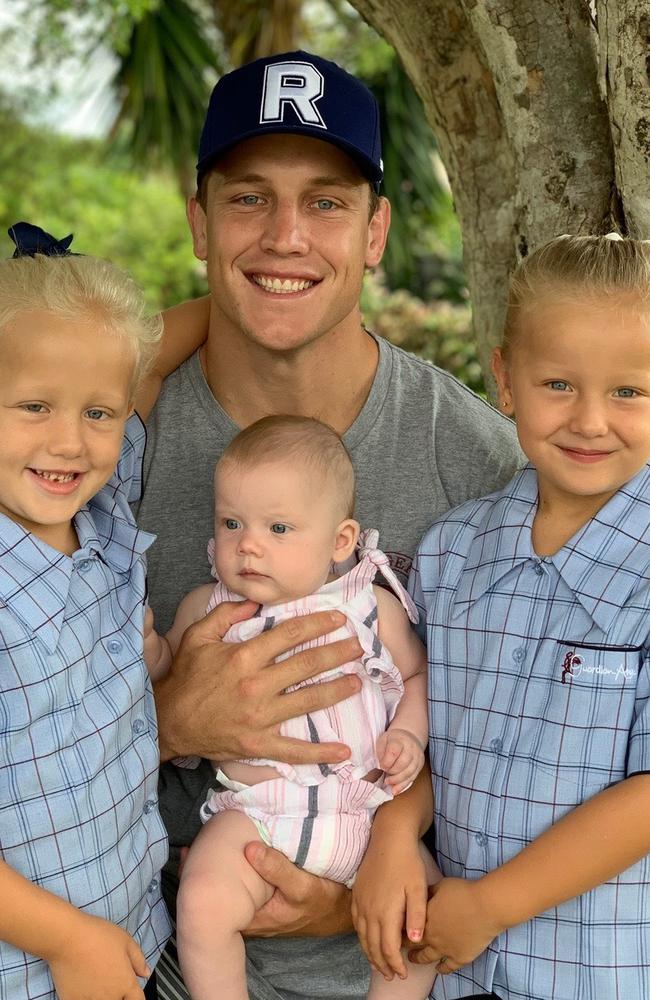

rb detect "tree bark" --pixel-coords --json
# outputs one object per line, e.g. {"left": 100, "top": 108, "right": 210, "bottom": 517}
{"left": 350, "top": 0, "right": 634, "bottom": 392}
{"left": 599, "top": 0, "right": 650, "bottom": 236}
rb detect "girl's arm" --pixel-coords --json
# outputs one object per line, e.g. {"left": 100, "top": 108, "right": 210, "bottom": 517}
{"left": 0, "top": 859, "right": 149, "bottom": 998}
{"left": 352, "top": 765, "right": 437, "bottom": 979}
{"left": 374, "top": 585, "right": 428, "bottom": 792}
{"left": 135, "top": 295, "right": 211, "bottom": 420}
{"left": 415, "top": 772, "right": 650, "bottom": 973}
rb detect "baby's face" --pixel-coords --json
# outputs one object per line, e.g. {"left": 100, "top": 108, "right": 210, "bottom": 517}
{"left": 213, "top": 458, "right": 347, "bottom": 605}
{"left": 0, "top": 309, "right": 134, "bottom": 554}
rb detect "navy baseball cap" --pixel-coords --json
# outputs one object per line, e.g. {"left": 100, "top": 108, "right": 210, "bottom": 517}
{"left": 197, "top": 51, "right": 383, "bottom": 192}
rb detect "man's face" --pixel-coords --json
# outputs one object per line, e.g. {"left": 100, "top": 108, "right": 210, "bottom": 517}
{"left": 187, "top": 133, "right": 389, "bottom": 354}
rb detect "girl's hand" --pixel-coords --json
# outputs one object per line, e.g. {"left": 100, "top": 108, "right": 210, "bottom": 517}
{"left": 409, "top": 876, "right": 504, "bottom": 974}
{"left": 48, "top": 913, "right": 149, "bottom": 1000}
{"left": 376, "top": 729, "right": 425, "bottom": 794}
{"left": 352, "top": 837, "right": 431, "bottom": 981}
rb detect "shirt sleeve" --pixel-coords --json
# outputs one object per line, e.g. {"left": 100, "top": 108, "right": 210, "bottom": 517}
{"left": 112, "top": 412, "right": 147, "bottom": 504}
{"left": 626, "top": 650, "right": 650, "bottom": 776}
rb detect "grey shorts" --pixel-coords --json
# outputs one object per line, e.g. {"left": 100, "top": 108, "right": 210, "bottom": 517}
{"left": 155, "top": 927, "right": 370, "bottom": 1000}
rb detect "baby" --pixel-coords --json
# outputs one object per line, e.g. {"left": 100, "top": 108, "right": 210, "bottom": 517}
{"left": 154, "top": 414, "right": 439, "bottom": 999}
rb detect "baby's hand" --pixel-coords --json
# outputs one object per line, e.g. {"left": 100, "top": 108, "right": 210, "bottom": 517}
{"left": 376, "top": 728, "right": 425, "bottom": 794}
{"left": 48, "top": 912, "right": 149, "bottom": 1000}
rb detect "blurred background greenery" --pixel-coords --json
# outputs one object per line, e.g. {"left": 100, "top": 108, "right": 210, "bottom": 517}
{"left": 0, "top": 0, "right": 482, "bottom": 392}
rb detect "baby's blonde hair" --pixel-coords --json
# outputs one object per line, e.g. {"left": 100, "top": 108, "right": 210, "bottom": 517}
{"left": 503, "top": 234, "right": 650, "bottom": 355}
{"left": 219, "top": 415, "right": 356, "bottom": 519}
{"left": 0, "top": 253, "right": 162, "bottom": 390}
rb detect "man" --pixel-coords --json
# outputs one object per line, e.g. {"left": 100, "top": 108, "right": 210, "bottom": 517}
{"left": 138, "top": 51, "right": 522, "bottom": 1000}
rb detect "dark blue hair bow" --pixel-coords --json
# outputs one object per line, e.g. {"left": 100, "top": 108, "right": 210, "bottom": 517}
{"left": 8, "top": 222, "right": 75, "bottom": 258}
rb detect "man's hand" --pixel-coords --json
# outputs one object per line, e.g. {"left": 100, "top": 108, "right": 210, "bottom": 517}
{"left": 154, "top": 600, "right": 362, "bottom": 764}
{"left": 242, "top": 842, "right": 354, "bottom": 937}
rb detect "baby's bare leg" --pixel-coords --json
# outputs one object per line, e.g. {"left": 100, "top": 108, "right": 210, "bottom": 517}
{"left": 177, "top": 810, "right": 273, "bottom": 1000}
{"left": 367, "top": 844, "right": 438, "bottom": 1000}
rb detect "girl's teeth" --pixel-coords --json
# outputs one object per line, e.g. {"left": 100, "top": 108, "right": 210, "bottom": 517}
{"left": 36, "top": 471, "right": 75, "bottom": 482}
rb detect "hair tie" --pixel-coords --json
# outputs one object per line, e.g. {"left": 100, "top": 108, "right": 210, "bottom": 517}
{"left": 8, "top": 221, "right": 75, "bottom": 258}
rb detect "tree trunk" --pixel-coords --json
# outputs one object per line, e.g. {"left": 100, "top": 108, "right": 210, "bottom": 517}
{"left": 349, "top": 0, "right": 646, "bottom": 394}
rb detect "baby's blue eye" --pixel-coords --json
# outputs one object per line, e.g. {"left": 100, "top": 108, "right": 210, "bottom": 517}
{"left": 21, "top": 403, "right": 46, "bottom": 413}
{"left": 271, "top": 523, "right": 288, "bottom": 534}
{"left": 224, "top": 518, "right": 240, "bottom": 530}
{"left": 547, "top": 380, "right": 570, "bottom": 391}
{"left": 614, "top": 387, "right": 637, "bottom": 398}
{"left": 86, "top": 408, "right": 107, "bottom": 421}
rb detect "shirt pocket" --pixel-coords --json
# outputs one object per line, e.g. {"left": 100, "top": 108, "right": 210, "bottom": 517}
{"left": 531, "top": 641, "right": 641, "bottom": 792}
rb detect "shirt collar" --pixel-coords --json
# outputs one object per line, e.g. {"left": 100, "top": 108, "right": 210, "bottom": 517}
{"left": 0, "top": 495, "right": 154, "bottom": 653}
{"left": 453, "top": 463, "right": 650, "bottom": 635}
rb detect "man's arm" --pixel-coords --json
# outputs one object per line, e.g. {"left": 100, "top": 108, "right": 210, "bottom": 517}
{"left": 414, "top": 773, "right": 650, "bottom": 972}
{"left": 135, "top": 296, "right": 211, "bottom": 420}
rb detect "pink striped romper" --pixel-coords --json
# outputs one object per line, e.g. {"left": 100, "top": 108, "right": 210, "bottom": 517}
{"left": 199, "top": 529, "right": 419, "bottom": 887}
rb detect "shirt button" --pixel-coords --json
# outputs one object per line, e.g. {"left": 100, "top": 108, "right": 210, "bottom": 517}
{"left": 475, "top": 831, "right": 488, "bottom": 847}
{"left": 143, "top": 799, "right": 156, "bottom": 815}
{"left": 148, "top": 878, "right": 159, "bottom": 893}
{"left": 533, "top": 562, "right": 544, "bottom": 576}
{"left": 132, "top": 718, "right": 146, "bottom": 735}
{"left": 77, "top": 559, "right": 93, "bottom": 573}
{"left": 369, "top": 667, "right": 381, "bottom": 678}
{"left": 107, "top": 639, "right": 123, "bottom": 654}
{"left": 489, "top": 737, "right": 503, "bottom": 753}
{"left": 512, "top": 646, "right": 526, "bottom": 663}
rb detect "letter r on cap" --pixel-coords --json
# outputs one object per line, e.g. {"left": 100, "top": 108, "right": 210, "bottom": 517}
{"left": 261, "top": 62, "right": 326, "bottom": 128}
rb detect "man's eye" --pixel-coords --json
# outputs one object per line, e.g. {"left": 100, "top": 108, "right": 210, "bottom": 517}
{"left": 270, "top": 523, "right": 288, "bottom": 534}
{"left": 314, "top": 199, "right": 336, "bottom": 210}
{"left": 239, "top": 194, "right": 262, "bottom": 206}
{"left": 224, "top": 518, "right": 240, "bottom": 530}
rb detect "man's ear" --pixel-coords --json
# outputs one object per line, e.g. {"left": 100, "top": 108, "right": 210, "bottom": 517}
{"left": 332, "top": 518, "right": 361, "bottom": 564}
{"left": 365, "top": 196, "right": 390, "bottom": 269}
{"left": 491, "top": 347, "right": 514, "bottom": 416}
{"left": 187, "top": 196, "right": 208, "bottom": 261}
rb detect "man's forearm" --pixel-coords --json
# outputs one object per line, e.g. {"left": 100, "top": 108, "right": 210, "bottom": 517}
{"left": 478, "top": 773, "right": 650, "bottom": 930}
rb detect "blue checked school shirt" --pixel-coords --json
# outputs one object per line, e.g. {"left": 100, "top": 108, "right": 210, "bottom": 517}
{"left": 0, "top": 415, "right": 170, "bottom": 998}
{"left": 411, "top": 462, "right": 650, "bottom": 1000}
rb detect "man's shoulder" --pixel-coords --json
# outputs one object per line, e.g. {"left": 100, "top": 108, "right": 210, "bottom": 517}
{"left": 381, "top": 337, "right": 515, "bottom": 432}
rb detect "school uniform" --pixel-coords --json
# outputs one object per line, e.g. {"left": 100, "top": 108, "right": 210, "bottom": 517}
{"left": 411, "top": 463, "right": 650, "bottom": 1000}
{"left": 0, "top": 415, "right": 170, "bottom": 997}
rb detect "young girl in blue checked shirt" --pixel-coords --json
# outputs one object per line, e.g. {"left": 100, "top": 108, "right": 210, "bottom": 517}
{"left": 0, "top": 223, "right": 204, "bottom": 1000}
{"left": 352, "top": 234, "right": 650, "bottom": 1000}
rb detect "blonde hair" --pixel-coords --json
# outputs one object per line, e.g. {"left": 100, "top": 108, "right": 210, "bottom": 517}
{"left": 0, "top": 253, "right": 162, "bottom": 389}
{"left": 503, "top": 234, "right": 650, "bottom": 355}
{"left": 219, "top": 415, "right": 356, "bottom": 518}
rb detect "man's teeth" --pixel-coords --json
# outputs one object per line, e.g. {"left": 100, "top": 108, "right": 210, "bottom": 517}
{"left": 35, "top": 470, "right": 76, "bottom": 482}
{"left": 253, "top": 275, "right": 314, "bottom": 293}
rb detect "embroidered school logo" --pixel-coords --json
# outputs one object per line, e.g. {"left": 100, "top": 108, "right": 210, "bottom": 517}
{"left": 261, "top": 61, "right": 326, "bottom": 128}
{"left": 561, "top": 651, "right": 582, "bottom": 684}
{"left": 559, "top": 648, "right": 637, "bottom": 684}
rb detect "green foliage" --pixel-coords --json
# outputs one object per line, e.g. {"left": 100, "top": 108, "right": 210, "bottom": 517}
{"left": 361, "top": 270, "right": 483, "bottom": 394}
{"left": 0, "top": 95, "right": 206, "bottom": 311}
{"left": 112, "top": 0, "right": 221, "bottom": 182}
